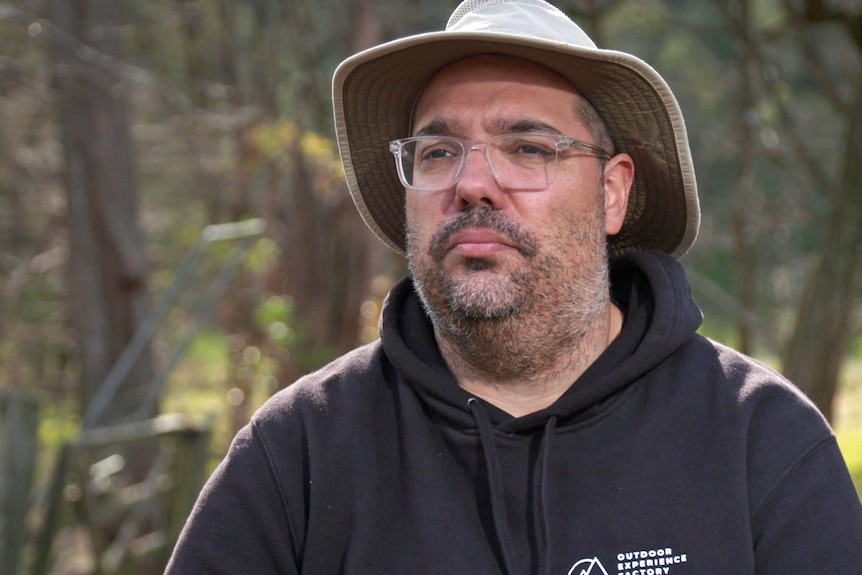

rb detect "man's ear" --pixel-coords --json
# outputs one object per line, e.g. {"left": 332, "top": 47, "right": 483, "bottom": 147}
{"left": 603, "top": 153, "right": 634, "bottom": 236}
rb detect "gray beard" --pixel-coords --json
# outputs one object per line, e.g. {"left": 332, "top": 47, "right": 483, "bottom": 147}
{"left": 408, "top": 206, "right": 610, "bottom": 383}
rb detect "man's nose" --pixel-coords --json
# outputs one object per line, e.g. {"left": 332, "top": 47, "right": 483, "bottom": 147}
{"left": 454, "top": 147, "right": 505, "bottom": 209}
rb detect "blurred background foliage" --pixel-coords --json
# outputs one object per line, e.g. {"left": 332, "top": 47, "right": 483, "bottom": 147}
{"left": 0, "top": 0, "right": 861, "bottom": 571}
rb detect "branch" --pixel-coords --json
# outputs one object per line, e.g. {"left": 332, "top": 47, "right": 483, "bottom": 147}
{"left": 715, "top": 0, "right": 837, "bottom": 193}
{"left": 0, "top": 1, "right": 259, "bottom": 131}
{"left": 781, "top": 0, "right": 862, "bottom": 52}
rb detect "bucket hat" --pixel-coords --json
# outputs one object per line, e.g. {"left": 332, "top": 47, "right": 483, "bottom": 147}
{"left": 332, "top": 0, "right": 700, "bottom": 258}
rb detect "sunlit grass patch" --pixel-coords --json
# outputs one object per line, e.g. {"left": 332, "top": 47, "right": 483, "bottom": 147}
{"left": 835, "top": 355, "right": 862, "bottom": 496}
{"left": 836, "top": 429, "right": 862, "bottom": 498}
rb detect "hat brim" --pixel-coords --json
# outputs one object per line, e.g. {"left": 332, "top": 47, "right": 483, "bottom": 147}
{"left": 333, "top": 31, "right": 699, "bottom": 258}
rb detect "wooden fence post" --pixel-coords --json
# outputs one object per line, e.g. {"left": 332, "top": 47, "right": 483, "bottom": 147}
{"left": 0, "top": 388, "right": 40, "bottom": 575}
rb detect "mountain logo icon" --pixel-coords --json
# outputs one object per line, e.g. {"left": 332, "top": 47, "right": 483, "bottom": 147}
{"left": 567, "top": 556, "right": 609, "bottom": 575}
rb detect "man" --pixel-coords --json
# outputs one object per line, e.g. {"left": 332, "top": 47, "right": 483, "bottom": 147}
{"left": 167, "top": 1, "right": 862, "bottom": 573}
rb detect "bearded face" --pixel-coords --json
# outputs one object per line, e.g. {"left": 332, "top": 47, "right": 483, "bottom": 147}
{"left": 402, "top": 55, "right": 627, "bottom": 382}
{"left": 407, "top": 194, "right": 610, "bottom": 381}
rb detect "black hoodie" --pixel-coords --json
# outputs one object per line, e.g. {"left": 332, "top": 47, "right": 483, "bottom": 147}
{"left": 167, "top": 251, "right": 862, "bottom": 574}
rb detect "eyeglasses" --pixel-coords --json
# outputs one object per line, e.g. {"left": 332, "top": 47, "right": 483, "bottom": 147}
{"left": 388, "top": 132, "right": 611, "bottom": 192}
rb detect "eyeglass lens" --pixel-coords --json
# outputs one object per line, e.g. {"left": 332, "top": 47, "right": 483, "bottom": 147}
{"left": 395, "top": 134, "right": 560, "bottom": 191}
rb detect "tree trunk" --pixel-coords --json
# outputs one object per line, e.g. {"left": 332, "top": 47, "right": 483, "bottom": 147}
{"left": 48, "top": 0, "right": 155, "bottom": 426}
{"left": 781, "top": 85, "right": 862, "bottom": 422}
{"left": 729, "top": 0, "right": 757, "bottom": 356}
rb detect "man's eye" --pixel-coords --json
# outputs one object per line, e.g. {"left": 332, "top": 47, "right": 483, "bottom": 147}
{"left": 518, "top": 144, "right": 549, "bottom": 155}
{"left": 504, "top": 138, "right": 554, "bottom": 156}
{"left": 420, "top": 144, "right": 458, "bottom": 161}
{"left": 424, "top": 148, "right": 451, "bottom": 159}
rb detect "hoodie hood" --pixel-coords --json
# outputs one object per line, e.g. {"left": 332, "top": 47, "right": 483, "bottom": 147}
{"left": 380, "top": 250, "right": 703, "bottom": 431}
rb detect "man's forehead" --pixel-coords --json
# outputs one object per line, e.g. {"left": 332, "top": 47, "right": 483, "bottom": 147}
{"left": 411, "top": 58, "right": 581, "bottom": 137}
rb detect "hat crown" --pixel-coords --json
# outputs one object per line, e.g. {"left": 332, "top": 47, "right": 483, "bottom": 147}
{"left": 447, "top": 0, "right": 596, "bottom": 48}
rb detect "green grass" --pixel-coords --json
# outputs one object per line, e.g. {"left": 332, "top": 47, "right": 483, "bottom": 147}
{"left": 834, "top": 356, "right": 862, "bottom": 496}
{"left": 837, "top": 429, "right": 862, "bottom": 497}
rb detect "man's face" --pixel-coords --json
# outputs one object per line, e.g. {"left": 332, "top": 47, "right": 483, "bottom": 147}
{"left": 405, "top": 55, "right": 631, "bottom": 344}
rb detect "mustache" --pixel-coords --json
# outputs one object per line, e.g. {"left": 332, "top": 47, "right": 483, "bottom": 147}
{"left": 428, "top": 208, "right": 539, "bottom": 261}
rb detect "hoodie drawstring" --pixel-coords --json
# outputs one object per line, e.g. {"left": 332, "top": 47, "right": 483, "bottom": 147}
{"left": 469, "top": 397, "right": 521, "bottom": 575}
{"left": 534, "top": 416, "right": 557, "bottom": 575}
{"left": 468, "top": 398, "right": 558, "bottom": 575}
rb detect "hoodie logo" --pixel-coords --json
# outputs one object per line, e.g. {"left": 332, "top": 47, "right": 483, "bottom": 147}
{"left": 568, "top": 557, "right": 609, "bottom": 575}
{"left": 569, "top": 547, "right": 689, "bottom": 575}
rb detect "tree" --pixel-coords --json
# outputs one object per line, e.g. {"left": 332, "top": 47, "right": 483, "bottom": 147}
{"left": 47, "top": 0, "right": 155, "bottom": 426}
{"left": 780, "top": 4, "right": 862, "bottom": 421}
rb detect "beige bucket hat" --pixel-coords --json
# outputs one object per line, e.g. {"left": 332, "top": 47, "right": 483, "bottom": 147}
{"left": 332, "top": 0, "right": 700, "bottom": 258}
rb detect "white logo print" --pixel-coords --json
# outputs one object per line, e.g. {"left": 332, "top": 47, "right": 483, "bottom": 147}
{"left": 568, "top": 557, "right": 609, "bottom": 575}
{"left": 616, "top": 547, "right": 688, "bottom": 574}
{"left": 568, "top": 546, "right": 689, "bottom": 575}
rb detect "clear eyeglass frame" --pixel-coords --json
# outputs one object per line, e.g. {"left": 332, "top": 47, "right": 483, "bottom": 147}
{"left": 388, "top": 132, "right": 611, "bottom": 192}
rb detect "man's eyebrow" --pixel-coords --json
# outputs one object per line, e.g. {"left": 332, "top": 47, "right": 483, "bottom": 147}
{"left": 412, "top": 118, "right": 562, "bottom": 137}
{"left": 493, "top": 118, "right": 562, "bottom": 134}
{"left": 413, "top": 118, "right": 460, "bottom": 137}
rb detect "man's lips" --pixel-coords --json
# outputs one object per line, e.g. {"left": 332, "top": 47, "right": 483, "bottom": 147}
{"left": 428, "top": 209, "right": 539, "bottom": 261}
{"left": 445, "top": 228, "right": 517, "bottom": 258}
